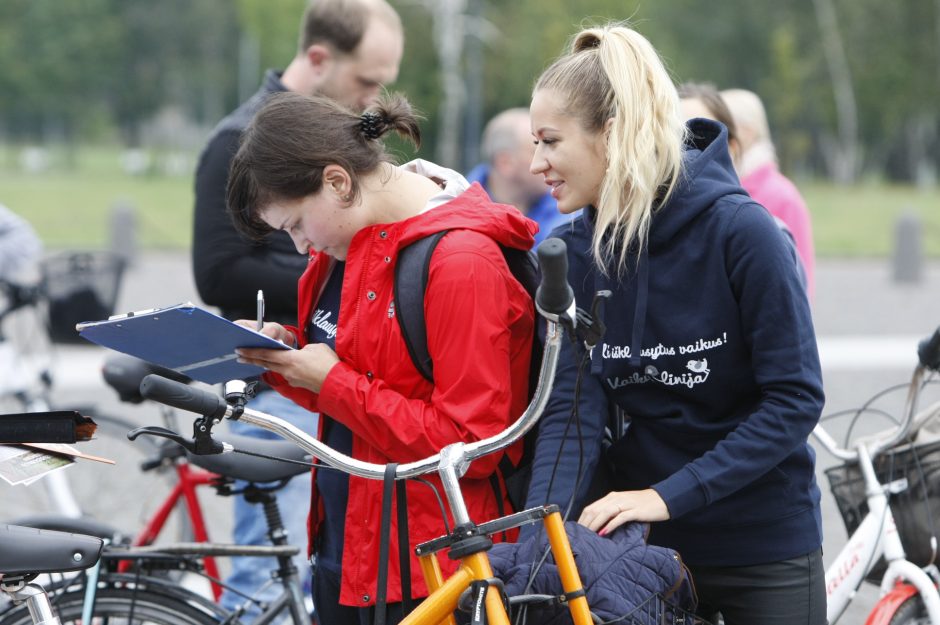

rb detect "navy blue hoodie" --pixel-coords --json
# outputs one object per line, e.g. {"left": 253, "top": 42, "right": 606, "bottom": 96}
{"left": 525, "top": 119, "right": 824, "bottom": 566}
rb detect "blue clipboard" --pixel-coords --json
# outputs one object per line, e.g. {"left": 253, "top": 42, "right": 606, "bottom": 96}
{"left": 76, "top": 303, "right": 292, "bottom": 384}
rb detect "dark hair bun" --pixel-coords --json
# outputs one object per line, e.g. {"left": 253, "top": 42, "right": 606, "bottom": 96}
{"left": 362, "top": 92, "right": 422, "bottom": 148}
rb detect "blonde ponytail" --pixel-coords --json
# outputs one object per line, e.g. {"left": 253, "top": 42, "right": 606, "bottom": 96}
{"left": 535, "top": 23, "right": 686, "bottom": 274}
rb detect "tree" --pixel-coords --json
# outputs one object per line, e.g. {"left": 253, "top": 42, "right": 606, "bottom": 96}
{"left": 0, "top": 0, "right": 122, "bottom": 142}
{"left": 812, "top": 0, "right": 859, "bottom": 183}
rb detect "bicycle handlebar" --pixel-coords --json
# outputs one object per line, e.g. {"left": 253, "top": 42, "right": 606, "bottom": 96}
{"left": 535, "top": 238, "right": 574, "bottom": 319}
{"left": 140, "top": 237, "right": 575, "bottom": 484}
{"left": 139, "top": 375, "right": 228, "bottom": 421}
{"left": 919, "top": 327, "right": 940, "bottom": 372}
{"left": 228, "top": 328, "right": 564, "bottom": 481}
{"left": 812, "top": 325, "right": 940, "bottom": 461}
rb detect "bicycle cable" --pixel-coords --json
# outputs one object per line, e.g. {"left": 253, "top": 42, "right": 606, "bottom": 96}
{"left": 834, "top": 378, "right": 939, "bottom": 447}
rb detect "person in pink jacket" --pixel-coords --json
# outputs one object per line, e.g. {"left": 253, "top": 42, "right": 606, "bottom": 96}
{"left": 722, "top": 88, "right": 816, "bottom": 299}
{"left": 226, "top": 91, "right": 536, "bottom": 625}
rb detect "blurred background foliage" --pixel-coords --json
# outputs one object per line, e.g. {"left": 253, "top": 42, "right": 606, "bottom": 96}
{"left": 0, "top": 0, "right": 938, "bottom": 253}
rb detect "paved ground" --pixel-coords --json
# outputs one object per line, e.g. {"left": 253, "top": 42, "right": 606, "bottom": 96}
{"left": 4, "top": 252, "right": 940, "bottom": 621}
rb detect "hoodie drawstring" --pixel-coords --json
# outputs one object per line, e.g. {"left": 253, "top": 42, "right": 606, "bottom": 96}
{"left": 628, "top": 248, "right": 649, "bottom": 369}
{"left": 589, "top": 246, "right": 649, "bottom": 374}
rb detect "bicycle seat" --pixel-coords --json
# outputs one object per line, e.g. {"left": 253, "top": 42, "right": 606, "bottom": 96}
{"left": 102, "top": 353, "right": 191, "bottom": 404}
{"left": 186, "top": 433, "right": 312, "bottom": 482}
{"left": 0, "top": 524, "right": 103, "bottom": 577}
{"left": 8, "top": 514, "right": 127, "bottom": 544}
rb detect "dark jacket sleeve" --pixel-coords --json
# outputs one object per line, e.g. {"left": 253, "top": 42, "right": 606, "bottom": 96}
{"left": 191, "top": 128, "right": 305, "bottom": 321}
{"left": 523, "top": 335, "right": 609, "bottom": 524}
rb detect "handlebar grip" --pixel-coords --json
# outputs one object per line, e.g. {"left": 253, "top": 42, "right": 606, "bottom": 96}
{"left": 918, "top": 327, "right": 940, "bottom": 371}
{"left": 535, "top": 238, "right": 574, "bottom": 316}
{"left": 139, "top": 374, "right": 229, "bottom": 420}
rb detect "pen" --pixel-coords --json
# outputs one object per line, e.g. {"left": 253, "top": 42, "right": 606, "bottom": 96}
{"left": 256, "top": 290, "right": 265, "bottom": 332}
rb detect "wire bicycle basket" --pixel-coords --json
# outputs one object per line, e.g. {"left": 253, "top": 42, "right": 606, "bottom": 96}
{"left": 826, "top": 438, "right": 940, "bottom": 583}
{"left": 39, "top": 251, "right": 126, "bottom": 344}
{"left": 611, "top": 592, "right": 704, "bottom": 624}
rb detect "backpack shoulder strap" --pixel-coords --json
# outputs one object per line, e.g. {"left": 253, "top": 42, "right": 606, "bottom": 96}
{"left": 502, "top": 247, "right": 543, "bottom": 401}
{"left": 393, "top": 230, "right": 450, "bottom": 383}
{"left": 394, "top": 232, "right": 542, "bottom": 396}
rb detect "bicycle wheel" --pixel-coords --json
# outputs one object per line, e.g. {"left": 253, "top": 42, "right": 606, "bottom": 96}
{"left": 887, "top": 594, "right": 929, "bottom": 625}
{"left": 0, "top": 579, "right": 231, "bottom": 625}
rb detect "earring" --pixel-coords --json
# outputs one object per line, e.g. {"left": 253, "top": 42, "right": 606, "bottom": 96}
{"left": 342, "top": 192, "right": 353, "bottom": 203}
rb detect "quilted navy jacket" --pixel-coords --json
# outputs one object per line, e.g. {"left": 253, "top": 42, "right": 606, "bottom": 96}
{"left": 487, "top": 521, "right": 695, "bottom": 625}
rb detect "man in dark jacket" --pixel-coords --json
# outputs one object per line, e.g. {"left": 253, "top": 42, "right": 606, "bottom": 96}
{"left": 191, "top": 0, "right": 403, "bottom": 612}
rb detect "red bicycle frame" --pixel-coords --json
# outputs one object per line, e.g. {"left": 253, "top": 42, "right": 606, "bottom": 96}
{"left": 118, "top": 461, "right": 223, "bottom": 599}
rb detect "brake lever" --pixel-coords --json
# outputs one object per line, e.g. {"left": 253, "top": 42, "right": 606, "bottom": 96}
{"left": 575, "top": 289, "right": 612, "bottom": 352}
{"left": 128, "top": 421, "right": 228, "bottom": 455}
{"left": 128, "top": 426, "right": 198, "bottom": 453}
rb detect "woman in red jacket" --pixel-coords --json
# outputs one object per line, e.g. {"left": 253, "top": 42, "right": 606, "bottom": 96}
{"left": 228, "top": 91, "right": 536, "bottom": 625}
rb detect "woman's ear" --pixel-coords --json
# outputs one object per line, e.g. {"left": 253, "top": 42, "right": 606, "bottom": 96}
{"left": 323, "top": 164, "right": 354, "bottom": 204}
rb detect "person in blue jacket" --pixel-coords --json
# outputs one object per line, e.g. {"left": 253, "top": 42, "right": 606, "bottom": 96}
{"left": 524, "top": 23, "right": 826, "bottom": 625}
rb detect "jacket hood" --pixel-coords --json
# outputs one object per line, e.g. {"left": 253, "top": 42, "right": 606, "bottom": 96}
{"left": 582, "top": 118, "right": 746, "bottom": 371}
{"left": 578, "top": 118, "right": 746, "bottom": 251}
{"left": 648, "top": 118, "right": 747, "bottom": 251}
{"left": 386, "top": 182, "right": 537, "bottom": 253}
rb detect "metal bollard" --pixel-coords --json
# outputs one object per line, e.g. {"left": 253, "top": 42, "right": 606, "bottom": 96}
{"left": 892, "top": 210, "right": 923, "bottom": 283}
{"left": 109, "top": 200, "right": 138, "bottom": 267}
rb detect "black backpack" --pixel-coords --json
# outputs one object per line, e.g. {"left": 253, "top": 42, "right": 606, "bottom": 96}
{"left": 393, "top": 230, "right": 542, "bottom": 511}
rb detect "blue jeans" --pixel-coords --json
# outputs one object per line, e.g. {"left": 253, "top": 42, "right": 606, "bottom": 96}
{"left": 220, "top": 390, "right": 318, "bottom": 615}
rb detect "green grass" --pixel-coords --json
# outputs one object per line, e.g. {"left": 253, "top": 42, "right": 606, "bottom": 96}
{"left": 3, "top": 145, "right": 939, "bottom": 257}
{"left": 4, "top": 171, "right": 193, "bottom": 250}
{"left": 802, "top": 180, "right": 940, "bottom": 257}
{"left": 2, "top": 145, "right": 195, "bottom": 250}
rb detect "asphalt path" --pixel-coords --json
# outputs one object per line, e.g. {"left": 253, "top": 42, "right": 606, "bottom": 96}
{"left": 4, "top": 252, "right": 940, "bottom": 622}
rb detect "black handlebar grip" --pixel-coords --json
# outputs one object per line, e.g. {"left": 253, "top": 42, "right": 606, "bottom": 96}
{"left": 139, "top": 374, "right": 229, "bottom": 420}
{"left": 918, "top": 327, "right": 940, "bottom": 372}
{"left": 535, "top": 237, "right": 574, "bottom": 316}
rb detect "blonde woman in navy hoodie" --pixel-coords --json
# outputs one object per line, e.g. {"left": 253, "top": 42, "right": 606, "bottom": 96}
{"left": 524, "top": 23, "right": 825, "bottom": 625}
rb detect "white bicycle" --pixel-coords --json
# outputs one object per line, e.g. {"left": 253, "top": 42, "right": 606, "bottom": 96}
{"left": 0, "top": 253, "right": 176, "bottom": 531}
{"left": 815, "top": 326, "right": 940, "bottom": 623}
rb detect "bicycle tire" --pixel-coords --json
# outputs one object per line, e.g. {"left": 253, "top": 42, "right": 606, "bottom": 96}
{"left": 887, "top": 594, "right": 928, "bottom": 625}
{"left": 0, "top": 578, "right": 232, "bottom": 625}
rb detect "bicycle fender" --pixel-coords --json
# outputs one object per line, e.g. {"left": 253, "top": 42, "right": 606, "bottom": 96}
{"left": 864, "top": 582, "right": 919, "bottom": 625}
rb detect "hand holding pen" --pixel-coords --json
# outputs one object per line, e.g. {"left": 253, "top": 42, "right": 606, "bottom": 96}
{"left": 235, "top": 290, "right": 294, "bottom": 347}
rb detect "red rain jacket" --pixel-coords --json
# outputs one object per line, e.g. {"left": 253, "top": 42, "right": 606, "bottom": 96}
{"left": 264, "top": 183, "right": 537, "bottom": 606}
